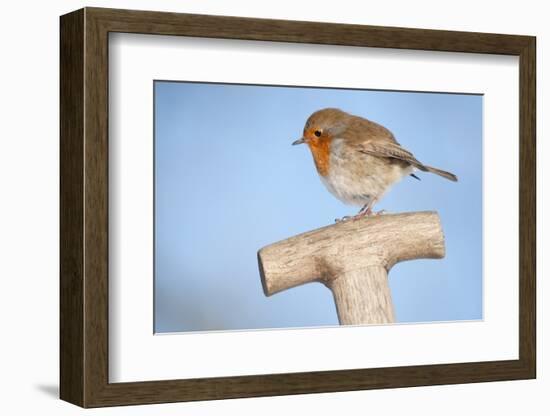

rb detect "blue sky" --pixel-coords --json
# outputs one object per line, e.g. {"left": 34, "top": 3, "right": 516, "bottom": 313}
{"left": 154, "top": 81, "right": 482, "bottom": 333}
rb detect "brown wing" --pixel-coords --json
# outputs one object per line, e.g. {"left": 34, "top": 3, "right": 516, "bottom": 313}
{"left": 334, "top": 112, "right": 457, "bottom": 181}
{"left": 357, "top": 141, "right": 429, "bottom": 172}
{"left": 343, "top": 115, "right": 429, "bottom": 171}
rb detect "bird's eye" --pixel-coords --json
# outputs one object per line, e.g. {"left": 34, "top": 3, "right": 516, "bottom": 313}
{"left": 314, "top": 130, "right": 322, "bottom": 137}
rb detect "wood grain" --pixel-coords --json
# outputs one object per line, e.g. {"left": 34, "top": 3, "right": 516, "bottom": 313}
{"left": 258, "top": 212, "right": 445, "bottom": 325}
{"left": 331, "top": 266, "right": 396, "bottom": 324}
{"left": 59, "top": 7, "right": 536, "bottom": 408}
{"left": 259, "top": 212, "right": 444, "bottom": 293}
{"left": 518, "top": 37, "right": 537, "bottom": 376}
{"left": 59, "top": 8, "right": 84, "bottom": 406}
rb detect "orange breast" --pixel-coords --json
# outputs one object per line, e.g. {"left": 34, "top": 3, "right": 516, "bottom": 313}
{"left": 308, "top": 137, "right": 331, "bottom": 177}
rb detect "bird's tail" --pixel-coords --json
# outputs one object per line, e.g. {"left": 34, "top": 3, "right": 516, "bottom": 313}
{"left": 424, "top": 165, "right": 458, "bottom": 182}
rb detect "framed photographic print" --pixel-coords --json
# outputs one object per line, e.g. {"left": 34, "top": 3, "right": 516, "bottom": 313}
{"left": 60, "top": 7, "right": 536, "bottom": 408}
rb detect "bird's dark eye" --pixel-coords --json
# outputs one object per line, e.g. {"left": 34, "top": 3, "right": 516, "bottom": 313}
{"left": 314, "top": 130, "right": 322, "bottom": 137}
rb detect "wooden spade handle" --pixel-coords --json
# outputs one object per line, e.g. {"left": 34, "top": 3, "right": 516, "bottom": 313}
{"left": 257, "top": 211, "right": 445, "bottom": 325}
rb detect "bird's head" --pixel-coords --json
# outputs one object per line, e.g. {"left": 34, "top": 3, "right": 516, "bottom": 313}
{"left": 292, "top": 108, "right": 349, "bottom": 147}
{"left": 292, "top": 108, "right": 351, "bottom": 177}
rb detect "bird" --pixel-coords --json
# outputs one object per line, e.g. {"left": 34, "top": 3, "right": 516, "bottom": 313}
{"left": 292, "top": 108, "right": 457, "bottom": 220}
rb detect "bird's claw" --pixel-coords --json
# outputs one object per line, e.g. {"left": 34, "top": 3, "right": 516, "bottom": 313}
{"left": 335, "top": 210, "right": 388, "bottom": 223}
{"left": 335, "top": 216, "right": 353, "bottom": 223}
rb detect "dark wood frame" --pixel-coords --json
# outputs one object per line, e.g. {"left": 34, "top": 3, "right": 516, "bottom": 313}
{"left": 60, "top": 7, "right": 536, "bottom": 408}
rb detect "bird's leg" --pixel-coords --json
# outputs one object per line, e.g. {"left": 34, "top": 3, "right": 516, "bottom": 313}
{"left": 336, "top": 204, "right": 369, "bottom": 222}
{"left": 336, "top": 200, "right": 376, "bottom": 223}
{"left": 353, "top": 198, "right": 388, "bottom": 219}
{"left": 335, "top": 198, "right": 387, "bottom": 223}
{"left": 358, "top": 203, "right": 372, "bottom": 216}
{"left": 352, "top": 199, "right": 376, "bottom": 219}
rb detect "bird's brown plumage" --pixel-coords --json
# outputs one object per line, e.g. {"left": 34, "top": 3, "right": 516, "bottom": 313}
{"left": 296, "top": 108, "right": 457, "bottom": 216}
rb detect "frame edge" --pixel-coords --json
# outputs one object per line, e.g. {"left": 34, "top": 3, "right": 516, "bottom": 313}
{"left": 60, "top": 8, "right": 86, "bottom": 408}
{"left": 518, "top": 36, "right": 536, "bottom": 379}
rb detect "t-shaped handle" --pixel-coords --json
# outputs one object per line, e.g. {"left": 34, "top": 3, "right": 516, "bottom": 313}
{"left": 257, "top": 211, "right": 446, "bottom": 325}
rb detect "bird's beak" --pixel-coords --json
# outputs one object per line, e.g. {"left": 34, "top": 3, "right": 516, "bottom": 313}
{"left": 292, "top": 137, "right": 306, "bottom": 146}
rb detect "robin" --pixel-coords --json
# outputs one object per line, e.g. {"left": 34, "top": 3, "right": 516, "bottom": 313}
{"left": 292, "top": 108, "right": 457, "bottom": 220}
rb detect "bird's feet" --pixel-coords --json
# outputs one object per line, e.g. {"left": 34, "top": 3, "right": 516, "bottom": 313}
{"left": 335, "top": 215, "right": 354, "bottom": 223}
{"left": 334, "top": 210, "right": 387, "bottom": 223}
